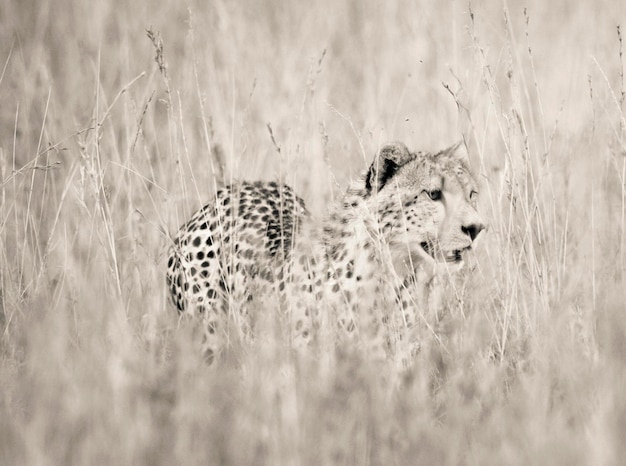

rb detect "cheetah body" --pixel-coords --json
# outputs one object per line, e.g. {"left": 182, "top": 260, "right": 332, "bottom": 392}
{"left": 166, "top": 142, "right": 485, "bottom": 362}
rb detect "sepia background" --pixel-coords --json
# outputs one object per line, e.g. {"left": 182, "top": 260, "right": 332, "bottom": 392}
{"left": 1, "top": 0, "right": 625, "bottom": 463}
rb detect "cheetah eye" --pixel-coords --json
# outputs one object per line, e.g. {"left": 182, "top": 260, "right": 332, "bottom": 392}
{"left": 469, "top": 190, "right": 478, "bottom": 200}
{"left": 426, "top": 189, "right": 442, "bottom": 201}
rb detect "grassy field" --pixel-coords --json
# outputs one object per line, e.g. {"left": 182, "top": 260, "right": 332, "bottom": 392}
{"left": 1, "top": 0, "right": 625, "bottom": 464}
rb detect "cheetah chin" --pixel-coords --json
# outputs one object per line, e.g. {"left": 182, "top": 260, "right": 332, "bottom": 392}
{"left": 419, "top": 241, "right": 471, "bottom": 265}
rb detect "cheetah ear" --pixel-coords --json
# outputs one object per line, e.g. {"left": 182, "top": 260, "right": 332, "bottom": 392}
{"left": 440, "top": 140, "right": 470, "bottom": 165}
{"left": 365, "top": 142, "right": 413, "bottom": 195}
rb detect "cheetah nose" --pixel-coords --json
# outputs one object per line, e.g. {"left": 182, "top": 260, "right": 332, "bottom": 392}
{"left": 462, "top": 222, "right": 485, "bottom": 242}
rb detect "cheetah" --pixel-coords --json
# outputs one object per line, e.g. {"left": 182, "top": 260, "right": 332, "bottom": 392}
{"left": 166, "top": 141, "right": 485, "bottom": 363}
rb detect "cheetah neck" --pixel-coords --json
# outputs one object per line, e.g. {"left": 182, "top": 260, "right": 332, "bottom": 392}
{"left": 332, "top": 188, "right": 444, "bottom": 284}
{"left": 318, "top": 193, "right": 406, "bottom": 291}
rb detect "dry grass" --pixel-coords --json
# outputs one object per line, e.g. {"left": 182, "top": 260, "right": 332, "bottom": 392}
{"left": 1, "top": 0, "right": 625, "bottom": 464}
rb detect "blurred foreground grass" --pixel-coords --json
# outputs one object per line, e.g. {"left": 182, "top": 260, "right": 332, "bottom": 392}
{"left": 1, "top": 0, "right": 625, "bottom": 464}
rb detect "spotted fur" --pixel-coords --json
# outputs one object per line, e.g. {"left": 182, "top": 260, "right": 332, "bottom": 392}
{"left": 166, "top": 141, "right": 485, "bottom": 363}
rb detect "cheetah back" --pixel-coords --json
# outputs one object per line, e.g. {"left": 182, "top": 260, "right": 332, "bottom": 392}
{"left": 166, "top": 181, "right": 309, "bottom": 315}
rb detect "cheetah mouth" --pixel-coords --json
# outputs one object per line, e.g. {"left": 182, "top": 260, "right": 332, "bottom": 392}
{"left": 419, "top": 241, "right": 467, "bottom": 264}
{"left": 445, "top": 250, "right": 466, "bottom": 263}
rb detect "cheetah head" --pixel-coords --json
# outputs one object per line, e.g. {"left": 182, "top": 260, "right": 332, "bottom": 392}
{"left": 364, "top": 140, "right": 485, "bottom": 273}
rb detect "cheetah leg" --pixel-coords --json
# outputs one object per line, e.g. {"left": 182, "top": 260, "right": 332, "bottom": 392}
{"left": 359, "top": 310, "right": 389, "bottom": 362}
{"left": 290, "top": 301, "right": 314, "bottom": 352}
